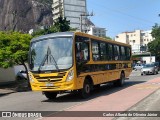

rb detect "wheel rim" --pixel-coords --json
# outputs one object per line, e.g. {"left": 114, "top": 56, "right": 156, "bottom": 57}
{"left": 85, "top": 84, "right": 90, "bottom": 94}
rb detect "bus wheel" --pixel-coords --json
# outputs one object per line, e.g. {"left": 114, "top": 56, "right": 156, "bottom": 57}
{"left": 114, "top": 73, "right": 125, "bottom": 87}
{"left": 43, "top": 92, "right": 57, "bottom": 100}
{"left": 80, "top": 80, "right": 91, "bottom": 99}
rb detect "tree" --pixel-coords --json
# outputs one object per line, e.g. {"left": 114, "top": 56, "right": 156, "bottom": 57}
{"left": 101, "top": 36, "right": 112, "bottom": 40}
{"left": 148, "top": 23, "right": 160, "bottom": 61}
{"left": 0, "top": 31, "right": 32, "bottom": 87}
{"left": 54, "top": 16, "right": 70, "bottom": 32}
{"left": 32, "top": 16, "right": 71, "bottom": 37}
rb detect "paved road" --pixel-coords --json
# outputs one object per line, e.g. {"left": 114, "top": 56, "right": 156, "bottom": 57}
{"left": 0, "top": 71, "right": 160, "bottom": 120}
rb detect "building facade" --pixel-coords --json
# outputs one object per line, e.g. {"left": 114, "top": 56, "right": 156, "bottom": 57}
{"left": 87, "top": 26, "right": 106, "bottom": 37}
{"left": 115, "top": 30, "right": 154, "bottom": 53}
{"left": 52, "top": 0, "right": 87, "bottom": 30}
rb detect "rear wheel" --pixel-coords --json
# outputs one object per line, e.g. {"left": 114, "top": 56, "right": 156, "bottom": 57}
{"left": 80, "top": 80, "right": 92, "bottom": 99}
{"left": 156, "top": 71, "right": 158, "bottom": 74}
{"left": 114, "top": 72, "right": 125, "bottom": 87}
{"left": 43, "top": 92, "right": 57, "bottom": 100}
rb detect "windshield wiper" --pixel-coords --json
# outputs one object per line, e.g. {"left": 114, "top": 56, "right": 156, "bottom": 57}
{"left": 38, "top": 46, "right": 59, "bottom": 73}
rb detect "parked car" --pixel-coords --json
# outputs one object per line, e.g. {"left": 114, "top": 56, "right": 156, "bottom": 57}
{"left": 152, "top": 62, "right": 160, "bottom": 71}
{"left": 16, "top": 70, "right": 27, "bottom": 80}
{"left": 133, "top": 64, "right": 145, "bottom": 71}
{"left": 141, "top": 63, "right": 158, "bottom": 75}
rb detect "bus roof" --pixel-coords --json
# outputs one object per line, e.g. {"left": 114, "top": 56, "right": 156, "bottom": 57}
{"left": 31, "top": 31, "right": 131, "bottom": 47}
{"left": 31, "top": 32, "right": 74, "bottom": 42}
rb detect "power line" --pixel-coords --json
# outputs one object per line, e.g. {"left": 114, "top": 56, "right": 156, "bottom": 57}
{"left": 88, "top": 2, "right": 155, "bottom": 25}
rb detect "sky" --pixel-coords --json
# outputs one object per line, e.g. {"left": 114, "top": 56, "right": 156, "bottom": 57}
{"left": 87, "top": 0, "right": 160, "bottom": 38}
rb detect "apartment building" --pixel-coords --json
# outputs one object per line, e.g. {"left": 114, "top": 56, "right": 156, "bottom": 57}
{"left": 88, "top": 26, "right": 106, "bottom": 37}
{"left": 115, "top": 30, "right": 154, "bottom": 53}
{"left": 52, "top": 0, "right": 87, "bottom": 30}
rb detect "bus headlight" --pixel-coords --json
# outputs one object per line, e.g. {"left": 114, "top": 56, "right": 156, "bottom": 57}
{"left": 66, "top": 70, "right": 74, "bottom": 82}
{"left": 29, "top": 74, "right": 34, "bottom": 83}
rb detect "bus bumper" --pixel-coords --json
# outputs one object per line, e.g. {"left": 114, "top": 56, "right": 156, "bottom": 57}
{"left": 30, "top": 81, "right": 75, "bottom": 92}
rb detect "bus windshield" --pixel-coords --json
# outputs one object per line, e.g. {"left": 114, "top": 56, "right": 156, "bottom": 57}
{"left": 29, "top": 37, "right": 73, "bottom": 72}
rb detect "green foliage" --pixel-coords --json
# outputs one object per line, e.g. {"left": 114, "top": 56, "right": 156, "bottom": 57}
{"left": 102, "top": 36, "right": 112, "bottom": 40}
{"left": 148, "top": 24, "right": 160, "bottom": 60}
{"left": 0, "top": 31, "right": 32, "bottom": 68}
{"left": 54, "top": 16, "right": 70, "bottom": 32}
{"left": 32, "top": 16, "right": 71, "bottom": 37}
{"left": 151, "top": 23, "right": 160, "bottom": 39}
{"left": 32, "top": 26, "right": 58, "bottom": 37}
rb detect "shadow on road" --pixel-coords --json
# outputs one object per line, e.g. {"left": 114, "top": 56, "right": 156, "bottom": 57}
{"left": 41, "top": 80, "right": 145, "bottom": 103}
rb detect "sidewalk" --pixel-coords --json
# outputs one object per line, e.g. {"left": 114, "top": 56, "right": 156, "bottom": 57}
{"left": 42, "top": 77, "right": 160, "bottom": 120}
{"left": 0, "top": 89, "right": 15, "bottom": 96}
{"left": 0, "top": 80, "right": 31, "bottom": 95}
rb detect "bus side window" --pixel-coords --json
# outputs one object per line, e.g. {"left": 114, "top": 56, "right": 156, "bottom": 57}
{"left": 92, "top": 41, "right": 100, "bottom": 61}
{"left": 120, "top": 46, "right": 126, "bottom": 60}
{"left": 108, "top": 44, "right": 113, "bottom": 60}
{"left": 100, "top": 42, "right": 107, "bottom": 60}
{"left": 75, "top": 36, "right": 90, "bottom": 62}
{"left": 125, "top": 47, "right": 131, "bottom": 60}
{"left": 126, "top": 47, "right": 131, "bottom": 60}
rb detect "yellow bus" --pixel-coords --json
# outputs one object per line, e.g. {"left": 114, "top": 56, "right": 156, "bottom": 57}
{"left": 28, "top": 32, "right": 132, "bottom": 99}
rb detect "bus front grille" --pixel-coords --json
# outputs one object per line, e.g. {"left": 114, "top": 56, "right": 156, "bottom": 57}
{"left": 33, "top": 72, "right": 66, "bottom": 82}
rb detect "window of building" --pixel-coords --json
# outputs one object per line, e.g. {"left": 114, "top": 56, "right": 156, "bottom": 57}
{"left": 116, "top": 36, "right": 119, "bottom": 38}
{"left": 133, "top": 40, "right": 135, "bottom": 43}
{"left": 93, "top": 29, "right": 97, "bottom": 33}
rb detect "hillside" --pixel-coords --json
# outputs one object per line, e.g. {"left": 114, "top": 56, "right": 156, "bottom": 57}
{"left": 0, "top": 0, "right": 53, "bottom": 32}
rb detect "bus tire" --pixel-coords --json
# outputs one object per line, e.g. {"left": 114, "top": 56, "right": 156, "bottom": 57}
{"left": 114, "top": 72, "right": 125, "bottom": 87}
{"left": 43, "top": 92, "right": 57, "bottom": 100}
{"left": 80, "top": 79, "right": 91, "bottom": 99}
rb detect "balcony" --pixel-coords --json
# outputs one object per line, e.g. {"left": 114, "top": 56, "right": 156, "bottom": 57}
{"left": 53, "top": 1, "right": 61, "bottom": 8}
{"left": 53, "top": 8, "right": 60, "bottom": 15}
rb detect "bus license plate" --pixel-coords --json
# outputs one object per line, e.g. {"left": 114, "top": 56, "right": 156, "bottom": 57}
{"left": 46, "top": 83, "right": 53, "bottom": 87}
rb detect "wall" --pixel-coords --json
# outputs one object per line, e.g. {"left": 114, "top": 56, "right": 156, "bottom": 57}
{"left": 142, "top": 56, "right": 155, "bottom": 63}
{"left": 0, "top": 65, "right": 25, "bottom": 85}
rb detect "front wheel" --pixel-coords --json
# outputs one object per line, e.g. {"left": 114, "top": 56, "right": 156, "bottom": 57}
{"left": 43, "top": 92, "right": 57, "bottom": 100}
{"left": 114, "top": 73, "right": 125, "bottom": 87}
{"left": 154, "top": 70, "right": 157, "bottom": 75}
{"left": 80, "top": 80, "right": 92, "bottom": 99}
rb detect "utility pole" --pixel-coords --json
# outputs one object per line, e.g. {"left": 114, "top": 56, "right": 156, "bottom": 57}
{"left": 80, "top": 12, "right": 94, "bottom": 32}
